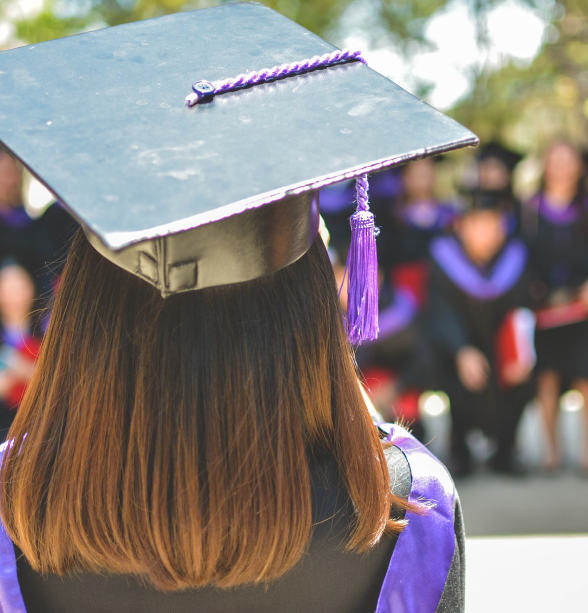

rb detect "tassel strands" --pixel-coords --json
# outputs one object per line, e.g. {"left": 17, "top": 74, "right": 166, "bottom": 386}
{"left": 344, "top": 174, "right": 379, "bottom": 344}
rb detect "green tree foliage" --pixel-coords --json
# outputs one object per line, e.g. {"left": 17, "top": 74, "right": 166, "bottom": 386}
{"left": 4, "top": 0, "right": 449, "bottom": 45}
{"left": 451, "top": 0, "right": 588, "bottom": 150}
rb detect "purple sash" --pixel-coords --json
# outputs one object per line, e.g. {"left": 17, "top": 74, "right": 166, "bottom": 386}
{"left": 0, "top": 442, "right": 26, "bottom": 613}
{"left": 400, "top": 201, "right": 456, "bottom": 231}
{"left": 0, "top": 208, "right": 32, "bottom": 230}
{"left": 376, "top": 424, "right": 456, "bottom": 613}
{"left": 431, "top": 236, "right": 527, "bottom": 300}
{"left": 0, "top": 523, "right": 25, "bottom": 613}
{"left": 527, "top": 193, "right": 579, "bottom": 226}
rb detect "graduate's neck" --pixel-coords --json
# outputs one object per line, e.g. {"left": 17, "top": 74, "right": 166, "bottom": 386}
{"left": 459, "top": 236, "right": 505, "bottom": 268}
{"left": 543, "top": 182, "right": 577, "bottom": 209}
{"left": 0, "top": 199, "right": 21, "bottom": 212}
{"left": 406, "top": 188, "right": 435, "bottom": 204}
{"left": 463, "top": 247, "right": 493, "bottom": 267}
{"left": 1, "top": 314, "right": 30, "bottom": 335}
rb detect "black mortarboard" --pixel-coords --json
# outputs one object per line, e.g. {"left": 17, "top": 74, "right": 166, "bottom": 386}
{"left": 0, "top": 2, "right": 477, "bottom": 301}
{"left": 477, "top": 142, "right": 523, "bottom": 172}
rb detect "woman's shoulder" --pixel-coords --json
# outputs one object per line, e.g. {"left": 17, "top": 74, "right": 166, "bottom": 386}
{"left": 380, "top": 423, "right": 456, "bottom": 505}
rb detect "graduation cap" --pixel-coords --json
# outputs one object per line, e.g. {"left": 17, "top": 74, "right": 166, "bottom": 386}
{"left": 0, "top": 2, "right": 477, "bottom": 342}
{"left": 477, "top": 142, "right": 523, "bottom": 172}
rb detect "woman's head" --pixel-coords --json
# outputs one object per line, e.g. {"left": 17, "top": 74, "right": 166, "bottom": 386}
{"left": 476, "top": 142, "right": 521, "bottom": 192}
{"left": 1, "top": 230, "right": 404, "bottom": 590}
{"left": 478, "top": 157, "right": 511, "bottom": 191}
{"left": 456, "top": 209, "right": 507, "bottom": 265}
{"left": 402, "top": 158, "right": 436, "bottom": 202}
{"left": 543, "top": 141, "right": 584, "bottom": 194}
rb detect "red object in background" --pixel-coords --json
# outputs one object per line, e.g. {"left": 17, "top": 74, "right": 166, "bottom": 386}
{"left": 4, "top": 337, "right": 42, "bottom": 410}
{"left": 495, "top": 308, "right": 536, "bottom": 388}
{"left": 391, "top": 262, "right": 429, "bottom": 309}
{"left": 394, "top": 389, "right": 420, "bottom": 422}
{"left": 535, "top": 300, "right": 588, "bottom": 330}
{"left": 362, "top": 367, "right": 395, "bottom": 393}
{"left": 362, "top": 366, "right": 421, "bottom": 422}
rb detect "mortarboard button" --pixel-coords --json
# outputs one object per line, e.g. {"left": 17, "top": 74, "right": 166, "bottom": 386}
{"left": 192, "top": 80, "right": 215, "bottom": 97}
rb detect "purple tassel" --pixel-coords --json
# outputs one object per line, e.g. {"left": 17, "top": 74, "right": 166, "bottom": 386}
{"left": 344, "top": 174, "right": 379, "bottom": 344}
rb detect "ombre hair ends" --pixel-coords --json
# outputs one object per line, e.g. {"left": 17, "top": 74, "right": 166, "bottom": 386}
{"left": 0, "top": 231, "right": 407, "bottom": 590}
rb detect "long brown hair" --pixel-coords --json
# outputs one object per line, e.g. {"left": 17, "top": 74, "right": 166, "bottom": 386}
{"left": 0, "top": 230, "right": 406, "bottom": 591}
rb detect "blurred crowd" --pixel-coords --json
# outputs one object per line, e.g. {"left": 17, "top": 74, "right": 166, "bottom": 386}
{"left": 0, "top": 145, "right": 76, "bottom": 440}
{"left": 2, "top": 139, "right": 588, "bottom": 480}
{"left": 322, "top": 140, "right": 588, "bottom": 478}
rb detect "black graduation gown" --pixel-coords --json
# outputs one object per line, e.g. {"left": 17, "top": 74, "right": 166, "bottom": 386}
{"left": 356, "top": 200, "right": 456, "bottom": 398}
{"left": 426, "top": 236, "right": 536, "bottom": 467}
{"left": 377, "top": 199, "right": 456, "bottom": 273}
{"left": 0, "top": 202, "right": 78, "bottom": 295}
{"left": 521, "top": 194, "right": 588, "bottom": 379}
{"left": 356, "top": 282, "right": 434, "bottom": 394}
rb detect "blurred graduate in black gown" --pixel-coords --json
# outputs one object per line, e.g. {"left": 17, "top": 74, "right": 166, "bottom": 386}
{"left": 378, "top": 157, "right": 457, "bottom": 284}
{"left": 0, "top": 146, "right": 77, "bottom": 297}
{"left": 426, "top": 190, "right": 536, "bottom": 476}
{"left": 476, "top": 142, "right": 522, "bottom": 234}
{"left": 521, "top": 141, "right": 588, "bottom": 471}
{"left": 0, "top": 258, "right": 43, "bottom": 440}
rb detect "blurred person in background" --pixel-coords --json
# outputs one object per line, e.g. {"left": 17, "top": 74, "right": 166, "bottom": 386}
{"left": 329, "top": 257, "right": 428, "bottom": 432}
{"left": 0, "top": 146, "right": 76, "bottom": 295}
{"left": 521, "top": 141, "right": 588, "bottom": 472}
{"left": 0, "top": 148, "right": 72, "bottom": 440}
{"left": 319, "top": 180, "right": 356, "bottom": 253}
{"left": 426, "top": 191, "right": 536, "bottom": 477}
{"left": 0, "top": 258, "right": 42, "bottom": 440}
{"left": 476, "top": 142, "right": 522, "bottom": 234}
{"left": 379, "top": 157, "right": 457, "bottom": 280}
{"left": 351, "top": 261, "right": 432, "bottom": 439}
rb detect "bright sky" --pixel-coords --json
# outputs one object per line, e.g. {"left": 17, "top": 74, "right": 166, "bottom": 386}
{"left": 341, "top": 0, "right": 551, "bottom": 110}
